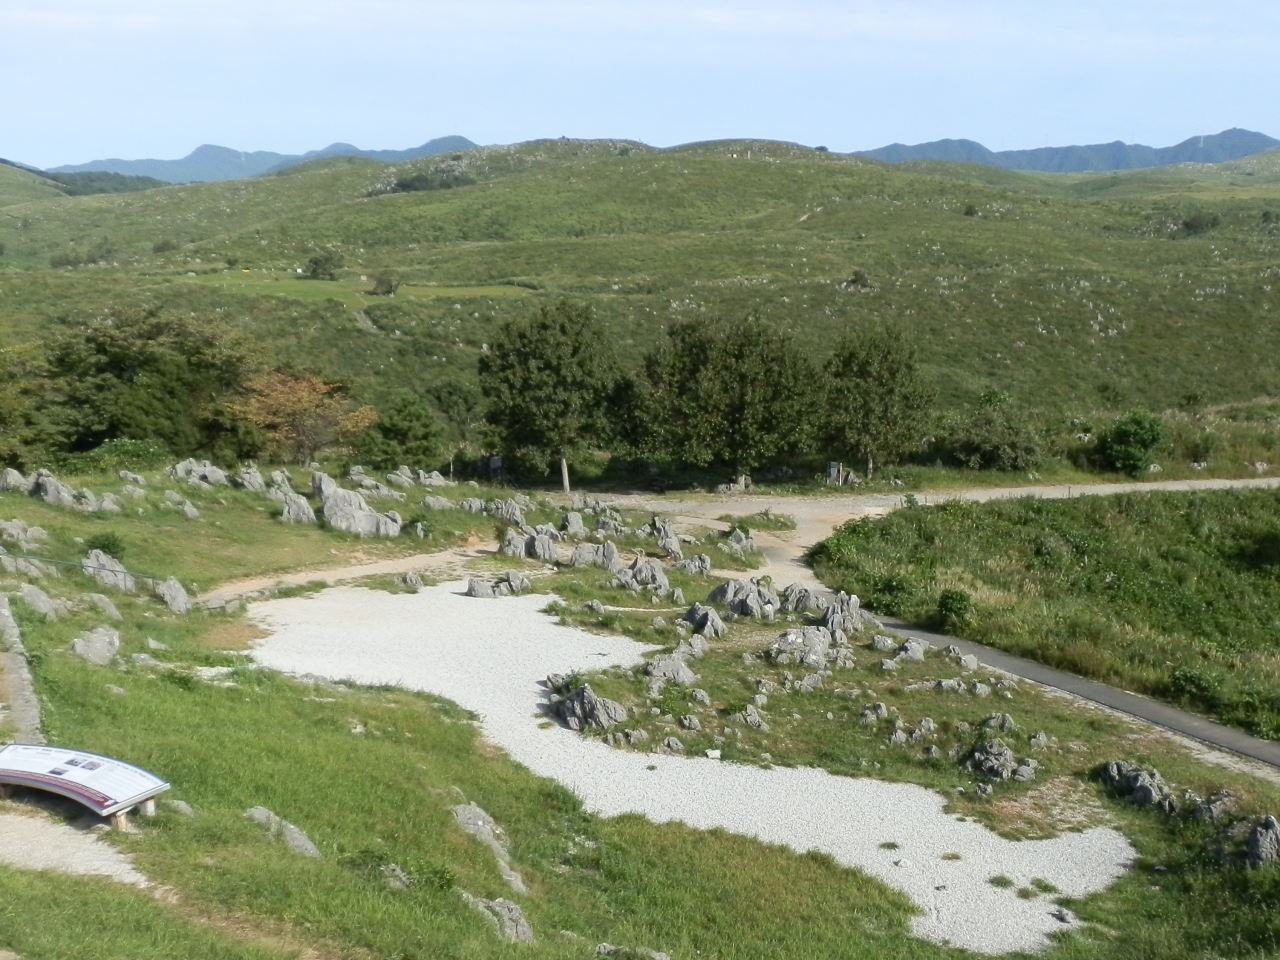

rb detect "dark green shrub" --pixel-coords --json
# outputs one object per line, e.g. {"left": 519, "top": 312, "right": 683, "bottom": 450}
{"left": 937, "top": 589, "right": 974, "bottom": 632}
{"left": 964, "top": 204, "right": 979, "bottom": 217}
{"left": 1100, "top": 410, "right": 1164, "bottom": 475}
{"left": 304, "top": 250, "right": 344, "bottom": 280}
{"left": 391, "top": 170, "right": 475, "bottom": 193}
{"left": 941, "top": 401, "right": 1044, "bottom": 471}
{"left": 867, "top": 573, "right": 920, "bottom": 616}
{"left": 1182, "top": 212, "right": 1220, "bottom": 235}
{"left": 84, "top": 532, "right": 125, "bottom": 558}
{"left": 152, "top": 238, "right": 179, "bottom": 254}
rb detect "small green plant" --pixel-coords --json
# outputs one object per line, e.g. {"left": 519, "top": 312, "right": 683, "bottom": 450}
{"left": 988, "top": 875, "right": 1015, "bottom": 889}
{"left": 84, "top": 532, "right": 125, "bottom": 559}
{"left": 936, "top": 589, "right": 974, "bottom": 633}
{"left": 152, "top": 237, "right": 179, "bottom": 254}
{"left": 1030, "top": 878, "right": 1059, "bottom": 894}
{"left": 1016, "top": 887, "right": 1038, "bottom": 899}
{"left": 940, "top": 852, "right": 961, "bottom": 861}
{"left": 879, "top": 841, "right": 900, "bottom": 850}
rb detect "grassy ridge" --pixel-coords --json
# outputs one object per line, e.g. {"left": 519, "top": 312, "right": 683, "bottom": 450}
{"left": 1, "top": 140, "right": 1279, "bottom": 420}
{"left": 811, "top": 488, "right": 1280, "bottom": 737}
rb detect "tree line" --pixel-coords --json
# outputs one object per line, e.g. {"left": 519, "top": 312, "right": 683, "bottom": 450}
{"left": 0, "top": 301, "right": 1166, "bottom": 485}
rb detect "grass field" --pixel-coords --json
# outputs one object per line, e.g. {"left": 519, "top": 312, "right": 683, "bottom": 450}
{"left": 1, "top": 469, "right": 1279, "bottom": 958}
{"left": 2, "top": 140, "right": 1280, "bottom": 424}
{"left": 811, "top": 488, "right": 1280, "bottom": 738}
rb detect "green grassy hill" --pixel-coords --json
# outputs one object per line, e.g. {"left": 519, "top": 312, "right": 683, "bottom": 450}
{"left": 2, "top": 139, "right": 1279, "bottom": 417}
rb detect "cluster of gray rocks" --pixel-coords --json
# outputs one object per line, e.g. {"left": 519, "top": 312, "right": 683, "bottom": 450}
{"left": 1099, "top": 759, "right": 1278, "bottom": 868}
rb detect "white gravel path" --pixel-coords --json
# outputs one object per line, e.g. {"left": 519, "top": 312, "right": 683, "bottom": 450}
{"left": 249, "top": 583, "right": 1135, "bottom": 955}
{"left": 0, "top": 812, "right": 146, "bottom": 885}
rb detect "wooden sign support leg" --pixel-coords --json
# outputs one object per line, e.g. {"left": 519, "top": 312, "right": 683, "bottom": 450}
{"left": 140, "top": 798, "right": 156, "bottom": 817}
{"left": 109, "top": 812, "right": 128, "bottom": 831}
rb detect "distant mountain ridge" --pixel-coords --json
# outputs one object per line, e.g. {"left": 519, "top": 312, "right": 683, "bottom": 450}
{"left": 857, "top": 128, "right": 1280, "bottom": 173}
{"left": 49, "top": 136, "right": 478, "bottom": 183}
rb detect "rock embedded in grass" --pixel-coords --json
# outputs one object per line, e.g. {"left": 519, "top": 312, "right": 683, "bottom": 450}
{"left": 153, "top": 577, "right": 191, "bottom": 614}
{"left": 243, "top": 806, "right": 320, "bottom": 857}
{"left": 69, "top": 626, "right": 120, "bottom": 666}
{"left": 1247, "top": 815, "right": 1279, "bottom": 868}
{"left": 82, "top": 550, "right": 135, "bottom": 593}
{"left": 459, "top": 891, "right": 534, "bottom": 943}
{"left": 553, "top": 684, "right": 628, "bottom": 731}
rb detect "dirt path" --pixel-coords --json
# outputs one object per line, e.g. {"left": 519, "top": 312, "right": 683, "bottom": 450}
{"left": 622, "top": 475, "right": 1280, "bottom": 588}
{"left": 198, "top": 542, "right": 494, "bottom": 604}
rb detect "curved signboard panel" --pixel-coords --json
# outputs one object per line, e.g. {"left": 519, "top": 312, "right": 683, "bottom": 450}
{"left": 0, "top": 744, "right": 169, "bottom": 816}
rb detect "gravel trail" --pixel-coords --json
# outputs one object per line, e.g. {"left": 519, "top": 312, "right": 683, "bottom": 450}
{"left": 249, "top": 583, "right": 1135, "bottom": 955}
{"left": 0, "top": 812, "right": 146, "bottom": 885}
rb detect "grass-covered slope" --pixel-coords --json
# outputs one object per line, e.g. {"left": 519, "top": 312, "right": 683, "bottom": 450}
{"left": 811, "top": 488, "right": 1280, "bottom": 737}
{"left": 1, "top": 140, "right": 1279, "bottom": 416}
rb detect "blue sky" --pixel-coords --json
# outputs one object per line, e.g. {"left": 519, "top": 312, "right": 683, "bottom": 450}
{"left": 4, "top": 0, "right": 1278, "bottom": 168}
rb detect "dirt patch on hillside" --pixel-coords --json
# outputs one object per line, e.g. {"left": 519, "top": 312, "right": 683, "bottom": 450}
{"left": 195, "top": 620, "right": 268, "bottom": 651}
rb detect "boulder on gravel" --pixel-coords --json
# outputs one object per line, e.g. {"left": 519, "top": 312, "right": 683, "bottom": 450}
{"left": 459, "top": 891, "right": 534, "bottom": 943}
{"left": 1099, "top": 760, "right": 1178, "bottom": 815}
{"left": 243, "top": 806, "right": 320, "bottom": 857}
{"left": 81, "top": 549, "right": 136, "bottom": 592}
{"left": 153, "top": 577, "right": 191, "bottom": 614}
{"left": 553, "top": 684, "right": 629, "bottom": 731}
{"left": 465, "top": 571, "right": 529, "bottom": 598}
{"left": 1247, "top": 815, "right": 1280, "bottom": 868}
{"left": 69, "top": 626, "right": 121, "bottom": 666}
{"left": 280, "top": 493, "right": 316, "bottom": 524}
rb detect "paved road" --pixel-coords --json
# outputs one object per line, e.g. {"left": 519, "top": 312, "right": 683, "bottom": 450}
{"left": 877, "top": 617, "right": 1280, "bottom": 770}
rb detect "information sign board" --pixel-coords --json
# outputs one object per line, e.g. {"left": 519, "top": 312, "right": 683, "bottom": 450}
{"left": 0, "top": 744, "right": 169, "bottom": 816}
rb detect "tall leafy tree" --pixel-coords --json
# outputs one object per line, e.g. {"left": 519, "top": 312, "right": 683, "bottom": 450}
{"left": 478, "top": 301, "right": 617, "bottom": 493}
{"left": 45, "top": 309, "right": 261, "bottom": 462}
{"left": 643, "top": 314, "right": 813, "bottom": 486}
{"left": 823, "top": 325, "right": 933, "bottom": 479}
{"left": 353, "top": 390, "right": 447, "bottom": 470}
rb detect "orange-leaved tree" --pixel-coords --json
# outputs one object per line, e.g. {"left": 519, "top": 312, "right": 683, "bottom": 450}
{"left": 232, "top": 372, "right": 377, "bottom": 465}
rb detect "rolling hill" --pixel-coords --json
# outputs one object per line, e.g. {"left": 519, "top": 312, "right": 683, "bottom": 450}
{"left": 2, "top": 137, "right": 1279, "bottom": 427}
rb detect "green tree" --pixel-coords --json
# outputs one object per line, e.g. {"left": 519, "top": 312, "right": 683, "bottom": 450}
{"left": 304, "top": 249, "right": 344, "bottom": 280}
{"left": 353, "top": 391, "right": 446, "bottom": 470}
{"left": 44, "top": 309, "right": 262, "bottom": 461}
{"left": 478, "top": 301, "right": 617, "bottom": 493}
{"left": 822, "top": 325, "right": 933, "bottom": 479}
{"left": 1101, "top": 409, "right": 1165, "bottom": 475}
{"left": 0, "top": 343, "right": 58, "bottom": 468}
{"left": 642, "top": 314, "right": 813, "bottom": 487}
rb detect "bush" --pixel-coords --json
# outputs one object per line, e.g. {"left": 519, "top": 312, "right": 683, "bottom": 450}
{"left": 304, "top": 250, "right": 344, "bottom": 280}
{"left": 1182, "top": 212, "right": 1220, "bottom": 235}
{"left": 391, "top": 169, "right": 475, "bottom": 193}
{"left": 370, "top": 274, "right": 400, "bottom": 296}
{"left": 939, "top": 399, "right": 1044, "bottom": 471}
{"left": 85, "top": 532, "right": 125, "bottom": 559}
{"left": 152, "top": 238, "right": 180, "bottom": 254}
{"left": 1100, "top": 409, "right": 1164, "bottom": 475}
{"left": 963, "top": 204, "right": 979, "bottom": 217}
{"left": 937, "top": 589, "right": 974, "bottom": 632}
